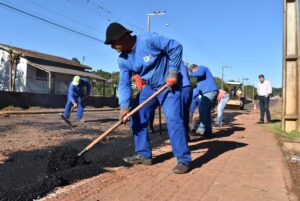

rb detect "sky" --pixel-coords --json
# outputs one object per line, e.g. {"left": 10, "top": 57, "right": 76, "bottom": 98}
{"left": 0, "top": 0, "right": 288, "bottom": 87}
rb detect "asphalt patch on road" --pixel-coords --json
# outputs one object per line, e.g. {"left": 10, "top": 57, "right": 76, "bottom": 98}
{"left": 0, "top": 146, "right": 102, "bottom": 201}
{"left": 1, "top": 174, "right": 62, "bottom": 201}
{"left": 48, "top": 146, "right": 82, "bottom": 173}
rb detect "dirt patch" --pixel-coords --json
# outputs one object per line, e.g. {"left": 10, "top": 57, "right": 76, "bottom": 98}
{"left": 265, "top": 99, "right": 300, "bottom": 199}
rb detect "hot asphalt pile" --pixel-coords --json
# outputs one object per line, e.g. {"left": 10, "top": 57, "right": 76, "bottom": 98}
{"left": 0, "top": 146, "right": 102, "bottom": 201}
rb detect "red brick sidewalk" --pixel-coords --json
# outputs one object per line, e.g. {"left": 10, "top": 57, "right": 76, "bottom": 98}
{"left": 41, "top": 110, "right": 298, "bottom": 201}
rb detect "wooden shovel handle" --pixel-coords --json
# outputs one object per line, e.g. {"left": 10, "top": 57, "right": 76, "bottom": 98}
{"left": 78, "top": 84, "right": 168, "bottom": 156}
{"left": 70, "top": 96, "right": 87, "bottom": 112}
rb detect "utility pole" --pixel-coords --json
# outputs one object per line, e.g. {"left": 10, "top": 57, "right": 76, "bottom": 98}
{"left": 242, "top": 78, "right": 249, "bottom": 98}
{"left": 282, "top": 0, "right": 300, "bottom": 131}
{"left": 221, "top": 66, "right": 231, "bottom": 89}
{"left": 146, "top": 11, "right": 166, "bottom": 138}
{"left": 82, "top": 56, "right": 85, "bottom": 64}
{"left": 147, "top": 11, "right": 166, "bottom": 32}
{"left": 252, "top": 83, "right": 255, "bottom": 103}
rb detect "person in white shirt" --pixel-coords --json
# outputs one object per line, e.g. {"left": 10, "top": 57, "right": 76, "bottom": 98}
{"left": 257, "top": 74, "right": 272, "bottom": 124}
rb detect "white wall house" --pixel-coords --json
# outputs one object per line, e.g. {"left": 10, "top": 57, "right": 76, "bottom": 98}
{"left": 0, "top": 44, "right": 106, "bottom": 95}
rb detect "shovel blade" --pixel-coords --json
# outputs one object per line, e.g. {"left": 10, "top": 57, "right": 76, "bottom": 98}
{"left": 60, "top": 114, "right": 73, "bottom": 128}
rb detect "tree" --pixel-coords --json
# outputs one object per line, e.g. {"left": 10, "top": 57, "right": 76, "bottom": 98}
{"left": 8, "top": 49, "right": 21, "bottom": 91}
{"left": 214, "top": 77, "right": 229, "bottom": 90}
{"left": 272, "top": 87, "right": 282, "bottom": 97}
{"left": 89, "top": 69, "right": 120, "bottom": 96}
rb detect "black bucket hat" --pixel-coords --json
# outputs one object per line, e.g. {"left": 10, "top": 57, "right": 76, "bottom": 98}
{"left": 104, "top": 22, "right": 133, "bottom": 45}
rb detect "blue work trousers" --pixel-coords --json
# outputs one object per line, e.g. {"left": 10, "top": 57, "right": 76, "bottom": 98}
{"left": 215, "top": 93, "right": 230, "bottom": 125}
{"left": 130, "top": 85, "right": 192, "bottom": 164}
{"left": 63, "top": 97, "right": 84, "bottom": 120}
{"left": 181, "top": 86, "right": 193, "bottom": 134}
{"left": 197, "top": 90, "right": 218, "bottom": 133}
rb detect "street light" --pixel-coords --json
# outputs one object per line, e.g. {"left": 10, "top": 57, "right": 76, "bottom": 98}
{"left": 252, "top": 83, "right": 255, "bottom": 103}
{"left": 146, "top": 11, "right": 166, "bottom": 137}
{"left": 242, "top": 78, "right": 249, "bottom": 98}
{"left": 147, "top": 11, "right": 166, "bottom": 32}
{"left": 221, "top": 66, "right": 231, "bottom": 89}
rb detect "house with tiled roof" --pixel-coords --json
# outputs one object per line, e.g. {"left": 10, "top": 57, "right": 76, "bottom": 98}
{"left": 0, "top": 44, "right": 106, "bottom": 95}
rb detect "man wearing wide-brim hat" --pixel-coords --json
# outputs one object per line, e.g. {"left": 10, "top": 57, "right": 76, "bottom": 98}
{"left": 104, "top": 22, "right": 192, "bottom": 174}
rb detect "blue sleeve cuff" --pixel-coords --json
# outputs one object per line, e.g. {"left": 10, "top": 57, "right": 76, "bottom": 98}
{"left": 120, "top": 106, "right": 129, "bottom": 111}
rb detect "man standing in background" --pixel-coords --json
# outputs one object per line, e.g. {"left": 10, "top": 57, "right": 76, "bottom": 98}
{"left": 257, "top": 74, "right": 272, "bottom": 124}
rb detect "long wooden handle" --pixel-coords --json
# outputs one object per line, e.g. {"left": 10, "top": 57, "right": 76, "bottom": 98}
{"left": 78, "top": 84, "right": 168, "bottom": 156}
{"left": 70, "top": 96, "right": 87, "bottom": 113}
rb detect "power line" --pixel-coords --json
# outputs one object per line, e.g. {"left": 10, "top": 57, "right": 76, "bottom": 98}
{"left": 139, "top": 0, "right": 194, "bottom": 63}
{"left": 139, "top": 0, "right": 228, "bottom": 66}
{"left": 79, "top": 0, "right": 145, "bottom": 32}
{"left": 0, "top": 1, "right": 104, "bottom": 43}
{"left": 25, "top": 0, "right": 100, "bottom": 33}
{"left": 69, "top": 0, "right": 145, "bottom": 33}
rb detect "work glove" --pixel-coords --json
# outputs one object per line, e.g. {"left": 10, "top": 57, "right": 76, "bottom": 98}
{"left": 119, "top": 108, "right": 129, "bottom": 124}
{"left": 133, "top": 74, "right": 145, "bottom": 91}
{"left": 166, "top": 70, "right": 178, "bottom": 90}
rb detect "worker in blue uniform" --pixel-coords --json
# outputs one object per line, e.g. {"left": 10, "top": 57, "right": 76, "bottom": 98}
{"left": 190, "top": 88, "right": 201, "bottom": 132}
{"left": 163, "top": 61, "right": 193, "bottom": 144}
{"left": 189, "top": 64, "right": 218, "bottom": 136}
{"left": 63, "top": 76, "right": 91, "bottom": 121}
{"left": 104, "top": 22, "right": 192, "bottom": 174}
{"left": 190, "top": 88, "right": 200, "bottom": 116}
{"left": 180, "top": 62, "right": 193, "bottom": 140}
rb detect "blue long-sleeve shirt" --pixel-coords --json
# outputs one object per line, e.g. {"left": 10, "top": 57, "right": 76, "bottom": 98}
{"left": 179, "top": 62, "right": 191, "bottom": 87}
{"left": 118, "top": 33, "right": 183, "bottom": 108}
{"left": 68, "top": 78, "right": 91, "bottom": 104}
{"left": 189, "top": 66, "right": 218, "bottom": 94}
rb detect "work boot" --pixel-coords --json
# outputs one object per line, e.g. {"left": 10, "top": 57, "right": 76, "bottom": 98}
{"left": 77, "top": 119, "right": 85, "bottom": 124}
{"left": 61, "top": 114, "right": 70, "bottom": 119}
{"left": 164, "top": 139, "right": 171, "bottom": 144}
{"left": 196, "top": 127, "right": 205, "bottom": 135}
{"left": 212, "top": 122, "right": 221, "bottom": 127}
{"left": 173, "top": 163, "right": 191, "bottom": 174}
{"left": 257, "top": 120, "right": 264, "bottom": 124}
{"left": 123, "top": 154, "right": 153, "bottom": 165}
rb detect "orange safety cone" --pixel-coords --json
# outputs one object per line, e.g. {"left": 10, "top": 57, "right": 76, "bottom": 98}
{"left": 253, "top": 103, "right": 257, "bottom": 113}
